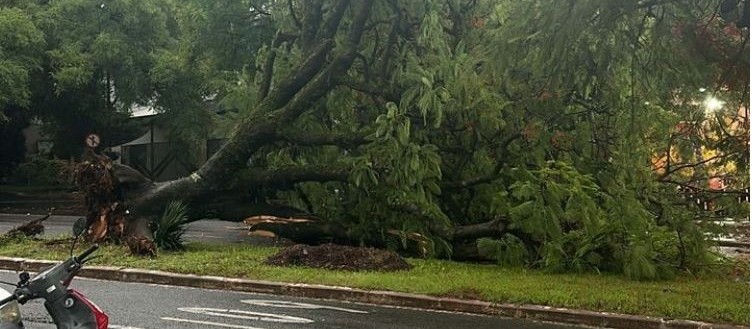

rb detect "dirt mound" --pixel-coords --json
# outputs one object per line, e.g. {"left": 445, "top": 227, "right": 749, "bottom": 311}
{"left": 265, "top": 243, "right": 412, "bottom": 272}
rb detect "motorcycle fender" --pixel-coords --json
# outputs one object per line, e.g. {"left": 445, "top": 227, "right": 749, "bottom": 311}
{"left": 44, "top": 290, "right": 103, "bottom": 329}
{"left": 0, "top": 288, "right": 23, "bottom": 329}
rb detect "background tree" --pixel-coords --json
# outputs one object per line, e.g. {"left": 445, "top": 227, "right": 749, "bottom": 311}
{"left": 0, "top": 0, "right": 175, "bottom": 159}
{"left": 0, "top": 7, "right": 44, "bottom": 175}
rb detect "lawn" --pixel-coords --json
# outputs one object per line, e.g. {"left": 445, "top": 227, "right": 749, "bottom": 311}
{"left": 0, "top": 238, "right": 747, "bottom": 325}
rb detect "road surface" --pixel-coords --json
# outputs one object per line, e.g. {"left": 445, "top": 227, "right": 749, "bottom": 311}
{"left": 0, "top": 271, "right": 585, "bottom": 329}
{"left": 0, "top": 214, "right": 275, "bottom": 245}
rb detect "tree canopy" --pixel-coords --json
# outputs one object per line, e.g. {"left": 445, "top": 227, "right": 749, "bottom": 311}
{"left": 1, "top": 0, "right": 748, "bottom": 279}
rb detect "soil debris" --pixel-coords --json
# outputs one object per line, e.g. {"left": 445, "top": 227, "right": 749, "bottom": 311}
{"left": 265, "top": 243, "right": 412, "bottom": 272}
{"left": 126, "top": 236, "right": 157, "bottom": 257}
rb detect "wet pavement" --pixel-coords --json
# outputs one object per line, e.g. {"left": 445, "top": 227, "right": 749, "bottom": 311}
{"left": 0, "top": 271, "right": 588, "bottom": 329}
{"left": 0, "top": 213, "right": 274, "bottom": 245}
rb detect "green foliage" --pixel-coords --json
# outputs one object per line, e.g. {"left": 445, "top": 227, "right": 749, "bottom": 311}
{"left": 477, "top": 235, "right": 530, "bottom": 267}
{"left": 249, "top": 0, "right": 746, "bottom": 279}
{"left": 151, "top": 201, "right": 189, "bottom": 251}
{"left": 2, "top": 0, "right": 746, "bottom": 280}
{"left": 0, "top": 7, "right": 44, "bottom": 113}
{"left": 11, "top": 158, "right": 71, "bottom": 186}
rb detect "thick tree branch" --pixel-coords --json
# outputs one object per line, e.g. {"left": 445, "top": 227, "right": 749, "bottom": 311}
{"left": 258, "top": 35, "right": 285, "bottom": 101}
{"left": 452, "top": 217, "right": 507, "bottom": 240}
{"left": 340, "top": 78, "right": 399, "bottom": 102}
{"left": 186, "top": 38, "right": 337, "bottom": 192}
{"left": 287, "top": 0, "right": 301, "bottom": 29}
{"left": 317, "top": 0, "right": 351, "bottom": 41}
{"left": 277, "top": 131, "right": 369, "bottom": 147}
{"left": 300, "top": 0, "right": 324, "bottom": 52}
{"left": 277, "top": 0, "right": 375, "bottom": 124}
{"left": 237, "top": 165, "right": 350, "bottom": 188}
{"left": 443, "top": 133, "right": 522, "bottom": 189}
{"left": 389, "top": 203, "right": 508, "bottom": 241}
{"left": 245, "top": 216, "right": 354, "bottom": 245}
{"left": 188, "top": 196, "right": 310, "bottom": 222}
{"left": 258, "top": 49, "right": 277, "bottom": 100}
{"left": 259, "top": 39, "right": 336, "bottom": 115}
{"left": 124, "top": 0, "right": 374, "bottom": 228}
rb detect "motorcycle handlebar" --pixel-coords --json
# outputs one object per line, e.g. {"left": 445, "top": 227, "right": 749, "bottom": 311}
{"left": 78, "top": 244, "right": 99, "bottom": 261}
{"left": 0, "top": 294, "right": 16, "bottom": 306}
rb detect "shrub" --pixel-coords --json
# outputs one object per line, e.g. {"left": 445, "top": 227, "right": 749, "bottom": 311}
{"left": 11, "top": 158, "right": 72, "bottom": 186}
{"left": 151, "top": 201, "right": 189, "bottom": 251}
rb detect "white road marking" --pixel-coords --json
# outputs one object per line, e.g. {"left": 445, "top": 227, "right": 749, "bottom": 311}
{"left": 177, "top": 307, "right": 313, "bottom": 323}
{"left": 240, "top": 299, "right": 368, "bottom": 314}
{"left": 162, "top": 317, "right": 265, "bottom": 329}
{"left": 109, "top": 325, "right": 147, "bottom": 329}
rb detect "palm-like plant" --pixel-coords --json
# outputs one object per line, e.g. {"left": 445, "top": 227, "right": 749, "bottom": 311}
{"left": 151, "top": 201, "right": 188, "bottom": 251}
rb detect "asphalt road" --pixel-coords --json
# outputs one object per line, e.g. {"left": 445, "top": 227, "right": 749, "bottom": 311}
{"left": 0, "top": 271, "right": 584, "bottom": 329}
{"left": 0, "top": 213, "right": 277, "bottom": 245}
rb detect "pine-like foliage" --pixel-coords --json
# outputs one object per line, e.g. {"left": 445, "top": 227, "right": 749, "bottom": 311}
{"left": 151, "top": 201, "right": 189, "bottom": 251}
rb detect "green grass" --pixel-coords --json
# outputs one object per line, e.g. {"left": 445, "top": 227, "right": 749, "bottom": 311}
{"left": 0, "top": 238, "right": 747, "bottom": 325}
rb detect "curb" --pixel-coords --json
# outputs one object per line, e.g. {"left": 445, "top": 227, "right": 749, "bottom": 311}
{"left": 0, "top": 256, "right": 743, "bottom": 329}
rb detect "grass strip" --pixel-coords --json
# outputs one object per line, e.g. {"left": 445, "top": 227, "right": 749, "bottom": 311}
{"left": 0, "top": 239, "right": 747, "bottom": 325}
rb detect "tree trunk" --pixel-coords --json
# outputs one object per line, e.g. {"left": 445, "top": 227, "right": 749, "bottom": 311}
{"left": 242, "top": 215, "right": 509, "bottom": 260}
{"left": 97, "top": 0, "right": 376, "bottom": 246}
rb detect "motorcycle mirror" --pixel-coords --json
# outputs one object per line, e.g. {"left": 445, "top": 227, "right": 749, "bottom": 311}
{"left": 71, "top": 218, "right": 87, "bottom": 257}
{"left": 72, "top": 218, "right": 87, "bottom": 237}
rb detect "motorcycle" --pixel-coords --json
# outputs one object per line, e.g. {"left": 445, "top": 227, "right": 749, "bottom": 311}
{"left": 0, "top": 218, "right": 109, "bottom": 329}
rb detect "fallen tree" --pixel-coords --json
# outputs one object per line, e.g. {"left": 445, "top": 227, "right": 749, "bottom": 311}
{"left": 57, "top": 0, "right": 747, "bottom": 278}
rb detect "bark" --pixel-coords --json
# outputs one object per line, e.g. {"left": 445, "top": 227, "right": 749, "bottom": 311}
{"left": 112, "top": 162, "right": 348, "bottom": 220}
{"left": 452, "top": 217, "right": 506, "bottom": 240}
{"left": 316, "top": 0, "right": 351, "bottom": 41}
{"left": 276, "top": 131, "right": 369, "bottom": 148}
{"left": 237, "top": 165, "right": 349, "bottom": 188}
{"left": 258, "top": 47, "right": 277, "bottom": 100}
{"left": 300, "top": 0, "right": 325, "bottom": 52}
{"left": 243, "top": 214, "right": 509, "bottom": 260}
{"left": 124, "top": 39, "right": 340, "bottom": 216}
{"left": 244, "top": 216, "right": 353, "bottom": 245}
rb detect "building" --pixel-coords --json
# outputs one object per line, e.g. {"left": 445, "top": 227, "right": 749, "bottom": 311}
{"left": 108, "top": 105, "right": 225, "bottom": 182}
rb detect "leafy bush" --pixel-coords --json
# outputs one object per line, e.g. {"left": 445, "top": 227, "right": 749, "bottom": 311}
{"left": 151, "top": 201, "right": 189, "bottom": 251}
{"left": 477, "top": 235, "right": 530, "bottom": 267}
{"left": 11, "top": 158, "right": 72, "bottom": 186}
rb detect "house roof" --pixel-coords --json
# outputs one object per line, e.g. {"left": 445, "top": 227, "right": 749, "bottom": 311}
{"left": 130, "top": 104, "right": 159, "bottom": 118}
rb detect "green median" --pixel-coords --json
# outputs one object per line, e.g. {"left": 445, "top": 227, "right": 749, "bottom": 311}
{"left": 0, "top": 239, "right": 747, "bottom": 325}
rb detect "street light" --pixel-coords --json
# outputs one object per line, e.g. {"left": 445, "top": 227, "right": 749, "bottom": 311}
{"left": 702, "top": 95, "right": 725, "bottom": 114}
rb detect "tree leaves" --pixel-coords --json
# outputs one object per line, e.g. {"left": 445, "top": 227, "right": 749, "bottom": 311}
{"left": 0, "top": 8, "right": 44, "bottom": 109}
{"left": 2, "top": 0, "right": 744, "bottom": 280}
